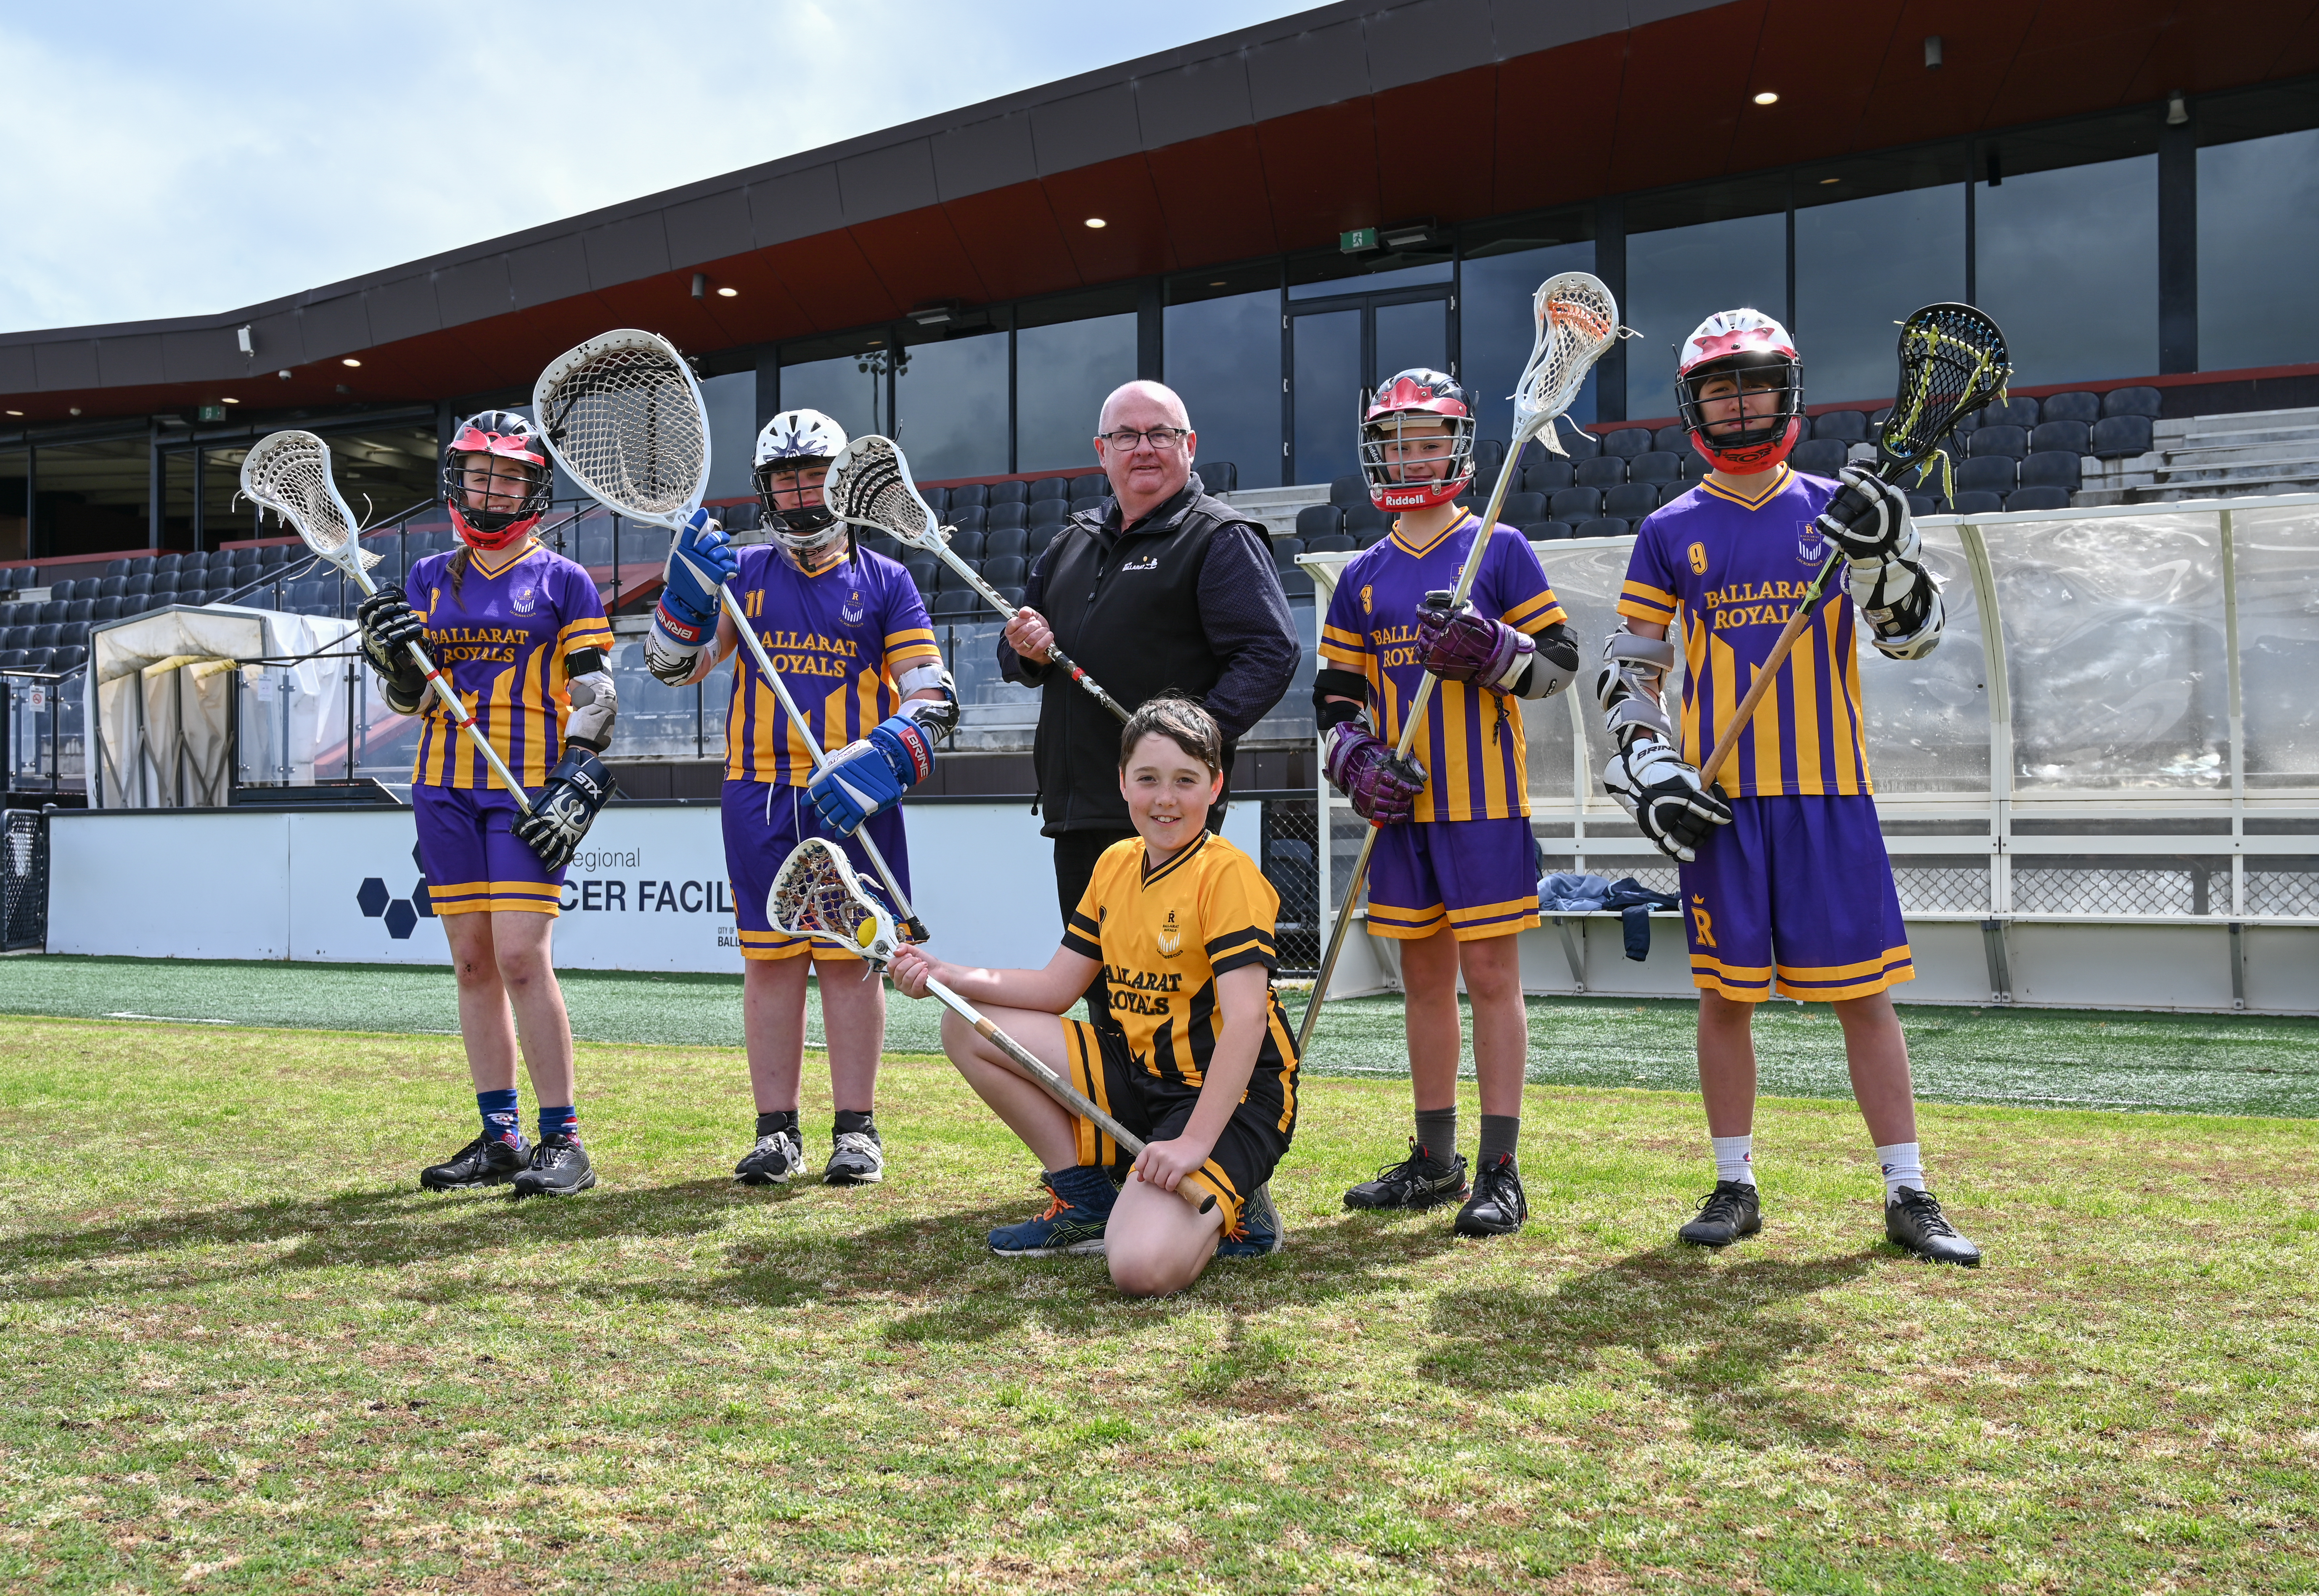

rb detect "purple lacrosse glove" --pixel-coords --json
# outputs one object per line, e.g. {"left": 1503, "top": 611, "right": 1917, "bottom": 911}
{"left": 1415, "top": 590, "right": 1533, "bottom": 693}
{"left": 1324, "top": 719, "right": 1427, "bottom": 824}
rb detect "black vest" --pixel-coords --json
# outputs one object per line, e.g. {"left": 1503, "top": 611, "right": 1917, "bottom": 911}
{"left": 1030, "top": 475, "right": 1246, "bottom": 835}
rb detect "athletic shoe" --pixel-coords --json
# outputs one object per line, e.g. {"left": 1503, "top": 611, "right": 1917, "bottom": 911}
{"left": 512, "top": 1134, "right": 596, "bottom": 1197}
{"left": 1454, "top": 1152, "right": 1528, "bottom": 1237}
{"left": 1215, "top": 1181, "right": 1283, "bottom": 1259}
{"left": 420, "top": 1134, "right": 526, "bottom": 1192}
{"left": 1342, "top": 1139, "right": 1469, "bottom": 1211}
{"left": 1885, "top": 1186, "right": 1980, "bottom": 1267}
{"left": 734, "top": 1128, "right": 804, "bottom": 1186}
{"left": 1677, "top": 1180, "right": 1763, "bottom": 1247}
{"left": 988, "top": 1169, "right": 1114, "bottom": 1257}
{"left": 823, "top": 1127, "right": 885, "bottom": 1186}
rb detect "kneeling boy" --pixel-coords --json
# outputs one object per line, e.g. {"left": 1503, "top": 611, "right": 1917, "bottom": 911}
{"left": 887, "top": 696, "right": 1300, "bottom": 1297}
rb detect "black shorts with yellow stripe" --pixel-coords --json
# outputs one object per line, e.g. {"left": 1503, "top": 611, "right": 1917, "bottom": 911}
{"left": 1061, "top": 1017, "right": 1296, "bottom": 1239}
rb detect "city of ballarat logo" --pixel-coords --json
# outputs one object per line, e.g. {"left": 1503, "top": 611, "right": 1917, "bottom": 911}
{"left": 511, "top": 584, "right": 538, "bottom": 616}
{"left": 1796, "top": 521, "right": 1830, "bottom": 565}
{"left": 358, "top": 843, "right": 438, "bottom": 940}
{"left": 1155, "top": 908, "right": 1183, "bottom": 958}
{"left": 841, "top": 590, "right": 865, "bottom": 626}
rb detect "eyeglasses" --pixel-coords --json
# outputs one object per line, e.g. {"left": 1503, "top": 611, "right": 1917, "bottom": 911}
{"left": 1097, "top": 425, "right": 1189, "bottom": 452}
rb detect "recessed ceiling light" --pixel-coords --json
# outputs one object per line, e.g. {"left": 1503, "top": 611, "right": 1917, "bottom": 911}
{"left": 1821, "top": 176, "right": 1841, "bottom": 184}
{"left": 4, "top": 409, "right": 20, "bottom": 417}
{"left": 69, "top": 407, "right": 82, "bottom": 415}
{"left": 1210, "top": 280, "right": 1227, "bottom": 287}
{"left": 717, "top": 286, "right": 738, "bottom": 297}
{"left": 221, "top": 396, "right": 240, "bottom": 404}
{"left": 1753, "top": 91, "right": 1779, "bottom": 105}
{"left": 1084, "top": 217, "right": 1107, "bottom": 229}
{"left": 341, "top": 357, "right": 362, "bottom": 367}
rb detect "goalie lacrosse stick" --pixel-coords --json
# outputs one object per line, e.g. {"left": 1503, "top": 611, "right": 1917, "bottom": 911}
{"left": 1299, "top": 272, "right": 1629, "bottom": 1051}
{"left": 768, "top": 838, "right": 1215, "bottom": 1215}
{"left": 532, "top": 328, "right": 927, "bottom": 938}
{"left": 1696, "top": 302, "right": 2010, "bottom": 790}
{"left": 238, "top": 430, "right": 535, "bottom": 808}
{"left": 826, "top": 434, "right": 1130, "bottom": 723}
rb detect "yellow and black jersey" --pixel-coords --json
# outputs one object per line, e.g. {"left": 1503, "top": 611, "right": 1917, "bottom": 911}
{"left": 1059, "top": 832, "right": 1301, "bottom": 1110}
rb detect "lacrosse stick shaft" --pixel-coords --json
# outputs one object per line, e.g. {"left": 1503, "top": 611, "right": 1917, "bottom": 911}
{"left": 718, "top": 584, "right": 927, "bottom": 937}
{"left": 924, "top": 975, "right": 1217, "bottom": 1216}
{"left": 931, "top": 543, "right": 1129, "bottom": 723}
{"left": 1296, "top": 410, "right": 1546, "bottom": 1052}
{"left": 345, "top": 559, "right": 536, "bottom": 808}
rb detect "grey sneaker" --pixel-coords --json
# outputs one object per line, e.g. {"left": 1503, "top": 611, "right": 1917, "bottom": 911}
{"left": 735, "top": 1128, "right": 804, "bottom": 1186}
{"left": 823, "top": 1128, "right": 885, "bottom": 1186}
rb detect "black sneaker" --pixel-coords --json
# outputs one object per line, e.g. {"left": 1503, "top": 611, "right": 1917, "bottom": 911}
{"left": 735, "top": 1128, "right": 803, "bottom": 1186}
{"left": 1677, "top": 1180, "right": 1763, "bottom": 1247}
{"left": 823, "top": 1126, "right": 885, "bottom": 1186}
{"left": 420, "top": 1134, "right": 526, "bottom": 1192}
{"left": 1454, "top": 1153, "right": 1528, "bottom": 1237}
{"left": 512, "top": 1134, "right": 596, "bottom": 1197}
{"left": 1343, "top": 1139, "right": 1469, "bottom": 1211}
{"left": 1885, "top": 1187, "right": 1980, "bottom": 1267}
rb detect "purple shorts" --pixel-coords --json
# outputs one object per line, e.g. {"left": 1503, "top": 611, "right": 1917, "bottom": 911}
{"left": 1681, "top": 794, "right": 1914, "bottom": 1003}
{"left": 413, "top": 783, "right": 564, "bottom": 916}
{"left": 723, "top": 780, "right": 911, "bottom": 962}
{"left": 1365, "top": 815, "right": 1540, "bottom": 942}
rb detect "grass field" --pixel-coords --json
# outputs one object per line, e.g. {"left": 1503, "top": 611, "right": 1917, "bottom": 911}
{"left": 3, "top": 978, "right": 2316, "bottom": 1592}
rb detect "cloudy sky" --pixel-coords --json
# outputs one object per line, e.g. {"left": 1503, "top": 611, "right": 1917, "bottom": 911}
{"left": 0, "top": 1, "right": 1316, "bottom": 335}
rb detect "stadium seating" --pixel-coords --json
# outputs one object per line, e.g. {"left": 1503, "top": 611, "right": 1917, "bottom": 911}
{"left": 987, "top": 480, "right": 1028, "bottom": 507}
{"left": 1604, "top": 483, "right": 1659, "bottom": 521}
{"left": 1967, "top": 425, "right": 2028, "bottom": 460}
{"left": 1027, "top": 523, "right": 1062, "bottom": 556}
{"left": 1790, "top": 439, "right": 1848, "bottom": 477}
{"left": 1575, "top": 517, "right": 1628, "bottom": 540}
{"left": 1329, "top": 474, "right": 1369, "bottom": 511}
{"left": 1651, "top": 425, "right": 1689, "bottom": 453}
{"left": 1026, "top": 498, "right": 1068, "bottom": 529}
{"left": 948, "top": 505, "right": 987, "bottom": 535}
{"left": 1295, "top": 504, "right": 1343, "bottom": 542}
{"left": 1951, "top": 491, "right": 2005, "bottom": 516}
{"left": 934, "top": 561, "right": 977, "bottom": 592}
{"left": 1344, "top": 505, "right": 1390, "bottom": 545}
{"left": 2041, "top": 391, "right": 2101, "bottom": 425}
{"left": 1303, "top": 532, "right": 1355, "bottom": 554}
{"left": 2018, "top": 452, "right": 2083, "bottom": 491}
{"left": 1068, "top": 495, "right": 1105, "bottom": 518}
{"left": 1276, "top": 565, "right": 1314, "bottom": 599}
{"left": 2031, "top": 420, "right": 2090, "bottom": 456}
{"left": 2006, "top": 487, "right": 2071, "bottom": 512}
{"left": 1550, "top": 486, "right": 1603, "bottom": 523}
{"left": 982, "top": 555, "right": 1027, "bottom": 588}
{"left": 1601, "top": 428, "right": 1652, "bottom": 459}
{"left": 1813, "top": 410, "right": 1869, "bottom": 443}
{"left": 1659, "top": 480, "right": 1691, "bottom": 507}
{"left": 1522, "top": 458, "right": 1573, "bottom": 494}
{"left": 947, "top": 528, "right": 985, "bottom": 561}
{"left": 1575, "top": 455, "right": 1624, "bottom": 489}
{"left": 2091, "top": 414, "right": 2155, "bottom": 458}
{"left": 1558, "top": 427, "right": 1602, "bottom": 459}
{"left": 1627, "top": 451, "right": 1683, "bottom": 486}
{"left": 1982, "top": 397, "right": 2040, "bottom": 431}
{"left": 1501, "top": 492, "right": 1547, "bottom": 526}
{"left": 1026, "top": 476, "right": 1069, "bottom": 503}
{"left": 2105, "top": 386, "right": 2162, "bottom": 418}
{"left": 1271, "top": 536, "right": 1302, "bottom": 566}
{"left": 1954, "top": 455, "right": 2018, "bottom": 495}
{"left": 932, "top": 590, "right": 977, "bottom": 620}
{"left": 984, "top": 527, "right": 1028, "bottom": 560}
{"left": 1070, "top": 473, "right": 1107, "bottom": 499}
{"left": 1523, "top": 521, "right": 1575, "bottom": 542}
{"left": 948, "top": 483, "right": 988, "bottom": 511}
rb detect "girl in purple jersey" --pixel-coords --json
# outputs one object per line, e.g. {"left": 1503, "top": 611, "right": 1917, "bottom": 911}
{"left": 1596, "top": 310, "right": 1979, "bottom": 1266}
{"left": 354, "top": 411, "right": 619, "bottom": 1199}
{"left": 645, "top": 409, "right": 954, "bottom": 1189}
{"left": 1315, "top": 369, "right": 1580, "bottom": 1239}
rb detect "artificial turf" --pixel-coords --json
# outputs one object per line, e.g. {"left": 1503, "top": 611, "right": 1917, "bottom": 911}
{"left": 0, "top": 1012, "right": 2314, "bottom": 1593}
{"left": 3, "top": 953, "right": 2316, "bottom": 1118}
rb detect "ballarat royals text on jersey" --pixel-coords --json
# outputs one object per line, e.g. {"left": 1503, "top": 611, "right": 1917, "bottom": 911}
{"left": 1617, "top": 465, "right": 1874, "bottom": 799}
{"left": 408, "top": 540, "right": 613, "bottom": 791}
{"left": 722, "top": 544, "right": 941, "bottom": 787}
{"left": 1319, "top": 514, "right": 1568, "bottom": 823}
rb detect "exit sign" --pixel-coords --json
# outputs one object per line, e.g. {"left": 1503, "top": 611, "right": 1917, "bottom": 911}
{"left": 1339, "top": 227, "right": 1378, "bottom": 253}
{"left": 196, "top": 404, "right": 227, "bottom": 422}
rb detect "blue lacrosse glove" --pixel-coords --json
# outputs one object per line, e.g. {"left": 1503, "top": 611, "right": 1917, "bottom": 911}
{"left": 807, "top": 711, "right": 939, "bottom": 836}
{"left": 652, "top": 510, "right": 734, "bottom": 648}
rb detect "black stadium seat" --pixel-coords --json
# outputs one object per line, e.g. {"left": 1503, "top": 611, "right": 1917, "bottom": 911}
{"left": 1659, "top": 480, "right": 1692, "bottom": 507}
{"left": 1559, "top": 428, "right": 1603, "bottom": 459}
{"left": 985, "top": 502, "right": 1029, "bottom": 534}
{"left": 932, "top": 590, "right": 978, "bottom": 620}
{"left": 987, "top": 480, "right": 1028, "bottom": 507}
{"left": 1790, "top": 439, "right": 1848, "bottom": 477}
{"left": 1303, "top": 532, "right": 1355, "bottom": 553}
{"left": 2018, "top": 452, "right": 2081, "bottom": 491}
{"left": 1604, "top": 483, "right": 1658, "bottom": 521}
{"left": 1524, "top": 521, "right": 1575, "bottom": 542}
{"left": 984, "top": 527, "right": 1028, "bottom": 560}
{"left": 1344, "top": 505, "right": 1390, "bottom": 544}
{"left": 1574, "top": 455, "right": 1624, "bottom": 489}
{"left": 1951, "top": 490, "right": 2005, "bottom": 516}
{"left": 1575, "top": 517, "right": 1629, "bottom": 540}
{"left": 948, "top": 505, "right": 987, "bottom": 535}
{"left": 935, "top": 560, "right": 978, "bottom": 592}
{"left": 1981, "top": 396, "right": 2039, "bottom": 430}
{"left": 1967, "top": 425, "right": 2028, "bottom": 460}
{"left": 1812, "top": 410, "right": 1868, "bottom": 443}
{"left": 1954, "top": 455, "right": 2017, "bottom": 494}
{"left": 1026, "top": 476, "right": 1070, "bottom": 503}
{"left": 1601, "top": 428, "right": 1652, "bottom": 459}
{"left": 946, "top": 528, "right": 985, "bottom": 560}
{"left": 1521, "top": 458, "right": 1573, "bottom": 494}
{"left": 1270, "top": 535, "right": 1302, "bottom": 565}
{"left": 1501, "top": 491, "right": 1547, "bottom": 525}
{"left": 1627, "top": 450, "right": 1683, "bottom": 485}
{"left": 948, "top": 483, "right": 988, "bottom": 511}
{"left": 1027, "top": 523, "right": 1062, "bottom": 556}
{"left": 1328, "top": 474, "right": 1369, "bottom": 511}
{"left": 1027, "top": 498, "right": 1068, "bottom": 529}
{"left": 2104, "top": 386, "right": 2163, "bottom": 419}
{"left": 982, "top": 554, "right": 1028, "bottom": 588}
{"left": 1473, "top": 440, "right": 1507, "bottom": 485}
{"left": 1550, "top": 486, "right": 1603, "bottom": 523}
{"left": 2030, "top": 419, "right": 2089, "bottom": 456}
{"left": 2091, "top": 414, "right": 2155, "bottom": 458}
{"left": 1651, "top": 425, "right": 1689, "bottom": 453}
{"left": 1068, "top": 495, "right": 1106, "bottom": 518}
{"left": 902, "top": 556, "right": 937, "bottom": 592}
{"left": 1070, "top": 473, "right": 1107, "bottom": 499}
{"left": 1201, "top": 461, "right": 1238, "bottom": 493}
{"left": 2006, "top": 486, "right": 2071, "bottom": 512}
{"left": 1296, "top": 504, "right": 1344, "bottom": 542}
{"left": 2041, "top": 391, "right": 2101, "bottom": 425}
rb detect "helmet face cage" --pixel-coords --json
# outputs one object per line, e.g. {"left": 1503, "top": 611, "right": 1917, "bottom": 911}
{"left": 1359, "top": 369, "right": 1476, "bottom": 511}
{"left": 1675, "top": 310, "right": 1805, "bottom": 474}
{"left": 754, "top": 409, "right": 849, "bottom": 554}
{"left": 442, "top": 410, "right": 553, "bottom": 551}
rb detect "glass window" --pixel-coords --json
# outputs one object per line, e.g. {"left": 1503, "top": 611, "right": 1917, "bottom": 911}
{"left": 780, "top": 343, "right": 890, "bottom": 444}
{"left": 1975, "top": 116, "right": 2158, "bottom": 386}
{"left": 1461, "top": 238, "right": 1597, "bottom": 445}
{"left": 1373, "top": 298, "right": 1448, "bottom": 386}
{"left": 1166, "top": 272, "right": 1282, "bottom": 491}
{"left": 1289, "top": 254, "right": 1453, "bottom": 301}
{"left": 1625, "top": 211, "right": 1786, "bottom": 423}
{"left": 1, "top": 448, "right": 28, "bottom": 563}
{"left": 1016, "top": 311, "right": 1136, "bottom": 474}
{"left": 318, "top": 427, "right": 440, "bottom": 526}
{"left": 1794, "top": 149, "right": 1967, "bottom": 408}
{"left": 161, "top": 450, "right": 196, "bottom": 550}
{"left": 895, "top": 328, "right": 1009, "bottom": 480}
{"left": 33, "top": 438, "right": 149, "bottom": 557}
{"left": 1290, "top": 308, "right": 1361, "bottom": 487}
{"left": 698, "top": 370, "right": 758, "bottom": 501}
{"left": 2199, "top": 125, "right": 2319, "bottom": 372}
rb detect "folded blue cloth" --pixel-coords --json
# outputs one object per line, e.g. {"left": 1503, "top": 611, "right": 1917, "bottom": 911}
{"left": 1537, "top": 871, "right": 1611, "bottom": 911}
{"left": 1537, "top": 873, "right": 1680, "bottom": 960}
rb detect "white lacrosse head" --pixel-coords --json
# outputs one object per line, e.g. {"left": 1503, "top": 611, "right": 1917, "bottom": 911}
{"left": 769, "top": 837, "right": 904, "bottom": 966}
{"left": 532, "top": 329, "right": 710, "bottom": 527}
{"left": 826, "top": 435, "right": 948, "bottom": 552}
{"left": 1515, "top": 272, "right": 1626, "bottom": 457}
{"left": 237, "top": 431, "right": 380, "bottom": 575}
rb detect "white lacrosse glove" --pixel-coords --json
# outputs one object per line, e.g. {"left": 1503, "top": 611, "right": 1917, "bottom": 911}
{"left": 1603, "top": 740, "right": 1734, "bottom": 864}
{"left": 1815, "top": 465, "right": 1943, "bottom": 659}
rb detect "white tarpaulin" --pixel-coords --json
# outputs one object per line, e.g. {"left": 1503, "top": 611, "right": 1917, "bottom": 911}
{"left": 85, "top": 605, "right": 353, "bottom": 808}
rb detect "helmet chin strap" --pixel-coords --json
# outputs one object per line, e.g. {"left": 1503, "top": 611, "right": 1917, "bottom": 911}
{"left": 1692, "top": 416, "right": 1801, "bottom": 476}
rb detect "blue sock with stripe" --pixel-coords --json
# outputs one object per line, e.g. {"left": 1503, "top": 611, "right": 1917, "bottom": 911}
{"left": 477, "top": 1089, "right": 521, "bottom": 1147}
{"left": 539, "top": 1104, "right": 579, "bottom": 1144}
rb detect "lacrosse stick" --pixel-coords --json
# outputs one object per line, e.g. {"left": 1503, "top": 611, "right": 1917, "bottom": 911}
{"left": 238, "top": 430, "right": 534, "bottom": 808}
{"left": 826, "top": 435, "right": 1130, "bottom": 723}
{"left": 769, "top": 838, "right": 1215, "bottom": 1215}
{"left": 532, "top": 328, "right": 927, "bottom": 938}
{"left": 1696, "top": 302, "right": 2010, "bottom": 790}
{"left": 1299, "top": 272, "right": 1629, "bottom": 1052}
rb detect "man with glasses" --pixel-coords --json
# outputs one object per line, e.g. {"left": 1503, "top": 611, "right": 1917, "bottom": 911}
{"left": 1000, "top": 379, "right": 1299, "bottom": 931}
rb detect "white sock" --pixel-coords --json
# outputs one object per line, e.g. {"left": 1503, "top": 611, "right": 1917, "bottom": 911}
{"left": 1876, "top": 1142, "right": 1925, "bottom": 1204}
{"left": 1711, "top": 1134, "right": 1755, "bottom": 1187}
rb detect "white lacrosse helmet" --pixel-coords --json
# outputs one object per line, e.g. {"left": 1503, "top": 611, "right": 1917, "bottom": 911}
{"left": 754, "top": 409, "right": 850, "bottom": 553}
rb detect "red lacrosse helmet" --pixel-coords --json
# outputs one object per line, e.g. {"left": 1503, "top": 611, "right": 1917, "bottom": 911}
{"left": 1675, "top": 309, "right": 1805, "bottom": 475}
{"left": 1359, "top": 368, "right": 1476, "bottom": 510}
{"left": 442, "top": 410, "right": 553, "bottom": 551}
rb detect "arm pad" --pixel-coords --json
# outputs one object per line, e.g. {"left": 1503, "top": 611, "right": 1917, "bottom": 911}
{"left": 564, "top": 663, "right": 617, "bottom": 751}
{"left": 1313, "top": 667, "right": 1370, "bottom": 732}
{"left": 1512, "top": 622, "right": 1581, "bottom": 700}
{"left": 1594, "top": 627, "right": 1678, "bottom": 748}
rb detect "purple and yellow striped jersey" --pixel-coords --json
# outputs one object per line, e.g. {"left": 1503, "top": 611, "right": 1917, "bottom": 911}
{"left": 1318, "top": 514, "right": 1569, "bottom": 822}
{"left": 1616, "top": 465, "right": 1873, "bottom": 798}
{"left": 723, "top": 543, "right": 942, "bottom": 786}
{"left": 408, "top": 540, "right": 613, "bottom": 791}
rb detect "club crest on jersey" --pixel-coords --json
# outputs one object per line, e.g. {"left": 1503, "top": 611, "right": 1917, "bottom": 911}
{"left": 1796, "top": 523, "right": 1830, "bottom": 566}
{"left": 511, "top": 584, "right": 538, "bottom": 616}
{"left": 841, "top": 591, "right": 865, "bottom": 626}
{"left": 1156, "top": 909, "right": 1183, "bottom": 958}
